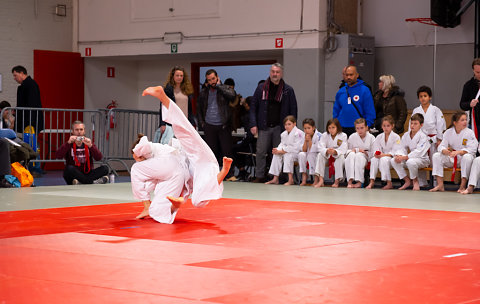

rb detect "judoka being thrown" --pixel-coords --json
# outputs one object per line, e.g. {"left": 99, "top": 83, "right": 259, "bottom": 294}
{"left": 130, "top": 86, "right": 232, "bottom": 224}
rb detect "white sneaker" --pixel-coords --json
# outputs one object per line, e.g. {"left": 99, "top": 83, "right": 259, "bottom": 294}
{"left": 93, "top": 176, "right": 109, "bottom": 184}
{"left": 72, "top": 179, "right": 81, "bottom": 185}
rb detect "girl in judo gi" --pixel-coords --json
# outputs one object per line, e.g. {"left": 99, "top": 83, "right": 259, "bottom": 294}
{"left": 298, "top": 118, "right": 322, "bottom": 186}
{"left": 366, "top": 115, "right": 401, "bottom": 190}
{"left": 345, "top": 118, "right": 375, "bottom": 188}
{"left": 313, "top": 118, "right": 348, "bottom": 188}
{"left": 430, "top": 111, "right": 478, "bottom": 193}
{"left": 391, "top": 113, "right": 430, "bottom": 191}
{"left": 131, "top": 86, "right": 232, "bottom": 224}
{"left": 265, "top": 115, "right": 304, "bottom": 185}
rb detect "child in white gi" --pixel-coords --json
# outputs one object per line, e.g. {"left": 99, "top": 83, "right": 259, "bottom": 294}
{"left": 265, "top": 115, "right": 304, "bottom": 185}
{"left": 391, "top": 113, "right": 430, "bottom": 191}
{"left": 430, "top": 111, "right": 478, "bottom": 193}
{"left": 366, "top": 115, "right": 401, "bottom": 190}
{"left": 410, "top": 86, "right": 446, "bottom": 158}
{"left": 345, "top": 118, "right": 375, "bottom": 188}
{"left": 131, "top": 86, "right": 232, "bottom": 224}
{"left": 313, "top": 118, "right": 348, "bottom": 188}
{"left": 298, "top": 118, "right": 322, "bottom": 186}
{"left": 462, "top": 143, "right": 480, "bottom": 194}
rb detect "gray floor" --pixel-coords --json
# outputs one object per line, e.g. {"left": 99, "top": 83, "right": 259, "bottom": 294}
{"left": 1, "top": 181, "right": 479, "bottom": 214}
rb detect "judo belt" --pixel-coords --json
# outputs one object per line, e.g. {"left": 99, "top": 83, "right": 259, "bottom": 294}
{"left": 451, "top": 151, "right": 458, "bottom": 182}
{"left": 328, "top": 156, "right": 335, "bottom": 178}
{"left": 427, "top": 134, "right": 435, "bottom": 155}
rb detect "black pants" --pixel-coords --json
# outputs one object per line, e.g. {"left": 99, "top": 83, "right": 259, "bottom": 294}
{"left": 63, "top": 164, "right": 109, "bottom": 185}
{"left": 204, "top": 123, "right": 234, "bottom": 177}
{"left": 342, "top": 127, "right": 356, "bottom": 137}
{"left": 0, "top": 139, "right": 11, "bottom": 176}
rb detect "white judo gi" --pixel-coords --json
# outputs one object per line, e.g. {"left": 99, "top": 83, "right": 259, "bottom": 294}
{"left": 131, "top": 100, "right": 223, "bottom": 224}
{"left": 268, "top": 126, "right": 304, "bottom": 176}
{"left": 431, "top": 127, "right": 478, "bottom": 179}
{"left": 345, "top": 132, "right": 375, "bottom": 183}
{"left": 409, "top": 104, "right": 446, "bottom": 157}
{"left": 467, "top": 152, "right": 480, "bottom": 188}
{"left": 369, "top": 132, "right": 401, "bottom": 181}
{"left": 298, "top": 130, "right": 322, "bottom": 175}
{"left": 390, "top": 130, "right": 430, "bottom": 180}
{"left": 315, "top": 132, "right": 348, "bottom": 179}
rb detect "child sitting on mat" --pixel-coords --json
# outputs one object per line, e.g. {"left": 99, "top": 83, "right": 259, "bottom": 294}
{"left": 345, "top": 118, "right": 375, "bottom": 188}
{"left": 298, "top": 118, "right": 322, "bottom": 186}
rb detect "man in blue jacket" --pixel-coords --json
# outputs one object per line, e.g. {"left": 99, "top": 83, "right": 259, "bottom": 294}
{"left": 333, "top": 65, "right": 375, "bottom": 136}
{"left": 250, "top": 63, "right": 298, "bottom": 182}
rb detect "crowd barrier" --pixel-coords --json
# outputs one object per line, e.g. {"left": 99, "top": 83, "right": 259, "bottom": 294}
{"left": 0, "top": 107, "right": 160, "bottom": 174}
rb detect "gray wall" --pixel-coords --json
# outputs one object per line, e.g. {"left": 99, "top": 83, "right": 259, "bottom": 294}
{"left": 375, "top": 43, "right": 474, "bottom": 110}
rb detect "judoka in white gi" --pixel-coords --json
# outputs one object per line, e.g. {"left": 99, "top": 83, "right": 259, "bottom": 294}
{"left": 298, "top": 118, "right": 322, "bottom": 186}
{"left": 366, "top": 115, "right": 401, "bottom": 190}
{"left": 408, "top": 86, "right": 446, "bottom": 187}
{"left": 430, "top": 111, "right": 478, "bottom": 193}
{"left": 314, "top": 118, "right": 348, "bottom": 188}
{"left": 345, "top": 118, "right": 375, "bottom": 188}
{"left": 391, "top": 113, "right": 430, "bottom": 191}
{"left": 265, "top": 115, "right": 304, "bottom": 185}
{"left": 409, "top": 86, "right": 446, "bottom": 156}
{"left": 130, "top": 86, "right": 232, "bottom": 224}
{"left": 462, "top": 144, "right": 480, "bottom": 194}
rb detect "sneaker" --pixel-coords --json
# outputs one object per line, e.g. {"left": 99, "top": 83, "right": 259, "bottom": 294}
{"left": 93, "top": 176, "right": 109, "bottom": 184}
{"left": 72, "top": 179, "right": 81, "bottom": 185}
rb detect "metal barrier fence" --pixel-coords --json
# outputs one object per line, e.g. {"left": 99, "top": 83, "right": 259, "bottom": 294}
{"left": 0, "top": 107, "right": 160, "bottom": 173}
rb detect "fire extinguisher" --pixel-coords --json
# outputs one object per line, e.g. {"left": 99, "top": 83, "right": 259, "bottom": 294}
{"left": 106, "top": 100, "right": 118, "bottom": 140}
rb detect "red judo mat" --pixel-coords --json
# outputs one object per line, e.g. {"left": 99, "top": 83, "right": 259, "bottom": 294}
{"left": 1, "top": 198, "right": 480, "bottom": 303}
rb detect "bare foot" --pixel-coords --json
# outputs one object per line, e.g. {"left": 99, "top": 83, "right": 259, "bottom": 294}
{"left": 347, "top": 180, "right": 354, "bottom": 188}
{"left": 457, "top": 187, "right": 466, "bottom": 193}
{"left": 429, "top": 185, "right": 445, "bottom": 192}
{"left": 365, "top": 181, "right": 374, "bottom": 189}
{"left": 461, "top": 185, "right": 474, "bottom": 194}
{"left": 382, "top": 181, "right": 393, "bottom": 190}
{"left": 167, "top": 196, "right": 185, "bottom": 212}
{"left": 352, "top": 182, "right": 362, "bottom": 188}
{"left": 299, "top": 181, "right": 307, "bottom": 186}
{"left": 313, "top": 182, "right": 324, "bottom": 188}
{"left": 136, "top": 200, "right": 151, "bottom": 219}
{"left": 136, "top": 209, "right": 150, "bottom": 219}
{"left": 217, "top": 157, "right": 233, "bottom": 184}
{"left": 265, "top": 178, "right": 279, "bottom": 185}
{"left": 331, "top": 179, "right": 340, "bottom": 188}
{"left": 398, "top": 179, "right": 411, "bottom": 190}
{"left": 284, "top": 181, "right": 294, "bottom": 186}
{"left": 142, "top": 86, "right": 170, "bottom": 108}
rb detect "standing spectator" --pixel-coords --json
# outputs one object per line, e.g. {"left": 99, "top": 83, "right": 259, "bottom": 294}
{"left": 460, "top": 58, "right": 480, "bottom": 139}
{"left": 197, "top": 69, "right": 236, "bottom": 178}
{"left": 250, "top": 63, "right": 298, "bottom": 183}
{"left": 56, "top": 120, "right": 109, "bottom": 185}
{"left": 0, "top": 101, "right": 15, "bottom": 129}
{"left": 154, "top": 66, "right": 195, "bottom": 144}
{"left": 333, "top": 65, "right": 375, "bottom": 136}
{"left": 373, "top": 75, "right": 407, "bottom": 134}
{"left": 11, "top": 66, "right": 44, "bottom": 133}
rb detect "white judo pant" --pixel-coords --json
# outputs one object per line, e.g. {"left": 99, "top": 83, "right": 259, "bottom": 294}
{"left": 315, "top": 154, "right": 345, "bottom": 179}
{"left": 431, "top": 152, "right": 474, "bottom": 178}
{"left": 369, "top": 156, "right": 392, "bottom": 181}
{"left": 298, "top": 151, "right": 317, "bottom": 175}
{"left": 131, "top": 154, "right": 187, "bottom": 224}
{"left": 390, "top": 157, "right": 430, "bottom": 180}
{"left": 345, "top": 152, "right": 368, "bottom": 183}
{"left": 468, "top": 157, "right": 480, "bottom": 187}
{"left": 269, "top": 152, "right": 298, "bottom": 176}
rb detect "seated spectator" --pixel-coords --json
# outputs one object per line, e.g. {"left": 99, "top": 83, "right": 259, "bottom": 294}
{"left": 0, "top": 138, "right": 14, "bottom": 187}
{"left": 232, "top": 96, "right": 256, "bottom": 181}
{"left": 373, "top": 75, "right": 407, "bottom": 134}
{"left": 0, "top": 100, "right": 15, "bottom": 129}
{"left": 55, "top": 120, "right": 109, "bottom": 185}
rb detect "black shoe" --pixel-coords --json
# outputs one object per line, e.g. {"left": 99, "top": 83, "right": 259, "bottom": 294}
{"left": 0, "top": 178, "right": 14, "bottom": 188}
{"left": 251, "top": 177, "right": 266, "bottom": 183}
{"left": 236, "top": 170, "right": 248, "bottom": 181}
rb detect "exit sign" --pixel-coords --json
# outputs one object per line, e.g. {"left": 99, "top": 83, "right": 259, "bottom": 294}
{"left": 171, "top": 43, "right": 178, "bottom": 53}
{"left": 275, "top": 38, "right": 283, "bottom": 48}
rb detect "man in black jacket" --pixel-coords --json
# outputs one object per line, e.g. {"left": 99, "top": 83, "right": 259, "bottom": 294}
{"left": 460, "top": 58, "right": 480, "bottom": 139}
{"left": 12, "top": 65, "right": 44, "bottom": 133}
{"left": 197, "top": 69, "right": 236, "bottom": 178}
